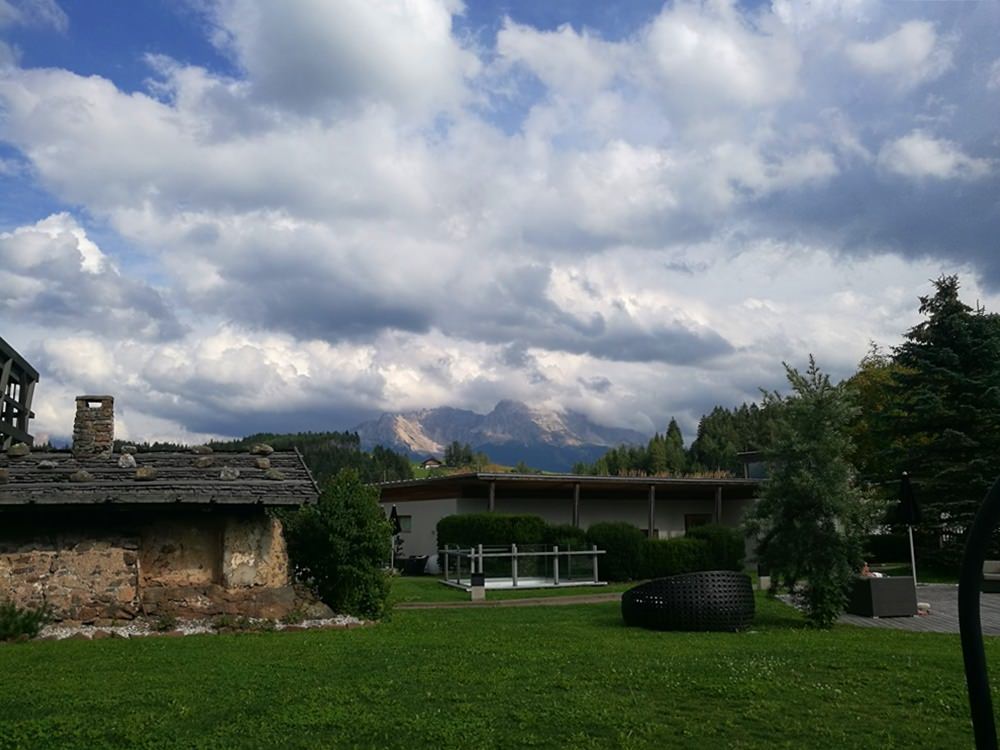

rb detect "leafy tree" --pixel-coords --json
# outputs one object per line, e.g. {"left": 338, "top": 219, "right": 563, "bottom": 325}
{"left": 884, "top": 276, "right": 1000, "bottom": 564}
{"left": 444, "top": 441, "right": 477, "bottom": 467}
{"left": 744, "top": 357, "right": 871, "bottom": 628}
{"left": 283, "top": 468, "right": 393, "bottom": 619}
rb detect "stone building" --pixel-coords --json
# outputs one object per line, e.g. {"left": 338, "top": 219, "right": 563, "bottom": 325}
{"left": 0, "top": 395, "right": 320, "bottom": 622}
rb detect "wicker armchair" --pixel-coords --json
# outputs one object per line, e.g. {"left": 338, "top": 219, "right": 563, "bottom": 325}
{"left": 621, "top": 571, "right": 755, "bottom": 632}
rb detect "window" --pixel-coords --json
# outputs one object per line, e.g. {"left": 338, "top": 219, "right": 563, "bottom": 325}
{"left": 684, "top": 514, "right": 712, "bottom": 532}
{"left": 399, "top": 515, "right": 413, "bottom": 533}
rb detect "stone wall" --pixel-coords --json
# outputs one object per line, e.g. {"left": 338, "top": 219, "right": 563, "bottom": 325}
{"left": 222, "top": 516, "right": 289, "bottom": 588}
{"left": 140, "top": 517, "right": 223, "bottom": 587}
{"left": 0, "top": 535, "right": 140, "bottom": 621}
{"left": 1, "top": 509, "right": 294, "bottom": 622}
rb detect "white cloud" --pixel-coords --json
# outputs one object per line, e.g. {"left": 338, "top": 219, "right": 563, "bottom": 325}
{"left": 0, "top": 214, "right": 183, "bottom": 339}
{"left": 496, "top": 19, "right": 622, "bottom": 97}
{"left": 0, "top": 0, "right": 66, "bottom": 31}
{"left": 846, "top": 20, "right": 952, "bottom": 90}
{"left": 207, "top": 0, "right": 479, "bottom": 118}
{"left": 877, "top": 131, "right": 992, "bottom": 181}
{"left": 988, "top": 58, "right": 1000, "bottom": 91}
{"left": 640, "top": 1, "right": 800, "bottom": 111}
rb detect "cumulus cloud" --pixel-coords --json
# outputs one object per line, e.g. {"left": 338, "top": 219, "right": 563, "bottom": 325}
{"left": 0, "top": 0, "right": 66, "bottom": 31}
{"left": 206, "top": 0, "right": 479, "bottom": 118}
{"left": 988, "top": 58, "right": 1000, "bottom": 91}
{"left": 846, "top": 20, "right": 952, "bottom": 90}
{"left": 0, "top": 214, "right": 183, "bottom": 340}
{"left": 877, "top": 131, "right": 992, "bottom": 181}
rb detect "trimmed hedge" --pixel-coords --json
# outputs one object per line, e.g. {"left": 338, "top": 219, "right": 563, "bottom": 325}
{"left": 437, "top": 513, "right": 548, "bottom": 548}
{"left": 585, "top": 522, "right": 646, "bottom": 581}
{"left": 685, "top": 524, "right": 745, "bottom": 571}
{"left": 640, "top": 538, "right": 711, "bottom": 579}
{"left": 543, "top": 523, "right": 589, "bottom": 550}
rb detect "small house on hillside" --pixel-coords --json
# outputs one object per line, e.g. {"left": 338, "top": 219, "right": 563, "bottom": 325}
{"left": 0, "top": 394, "right": 319, "bottom": 622}
{"left": 420, "top": 457, "right": 443, "bottom": 470}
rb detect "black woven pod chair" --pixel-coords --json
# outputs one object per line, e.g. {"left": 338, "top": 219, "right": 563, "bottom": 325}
{"left": 621, "top": 570, "right": 755, "bottom": 632}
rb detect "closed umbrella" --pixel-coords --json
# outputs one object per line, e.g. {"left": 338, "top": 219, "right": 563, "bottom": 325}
{"left": 388, "top": 505, "right": 402, "bottom": 569}
{"left": 900, "top": 472, "right": 920, "bottom": 586}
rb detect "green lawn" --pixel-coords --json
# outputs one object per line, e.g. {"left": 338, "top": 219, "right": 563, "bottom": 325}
{"left": 0, "top": 594, "right": 992, "bottom": 749}
{"left": 388, "top": 576, "right": 632, "bottom": 604}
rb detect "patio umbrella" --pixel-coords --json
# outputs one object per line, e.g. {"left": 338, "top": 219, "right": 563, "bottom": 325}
{"left": 899, "top": 472, "right": 920, "bottom": 586}
{"left": 388, "top": 505, "right": 402, "bottom": 569}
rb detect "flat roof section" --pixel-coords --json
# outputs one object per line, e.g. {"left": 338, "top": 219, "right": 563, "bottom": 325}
{"left": 378, "top": 472, "right": 761, "bottom": 503}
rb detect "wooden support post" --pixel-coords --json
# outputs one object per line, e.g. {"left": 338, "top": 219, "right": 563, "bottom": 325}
{"left": 477, "top": 543, "right": 484, "bottom": 575}
{"left": 488, "top": 481, "right": 496, "bottom": 512}
{"left": 573, "top": 483, "right": 581, "bottom": 528}
{"left": 648, "top": 485, "right": 656, "bottom": 539}
{"left": 20, "top": 380, "right": 35, "bottom": 435}
{"left": 592, "top": 544, "right": 600, "bottom": 583}
{"left": 553, "top": 546, "right": 560, "bottom": 585}
{"left": 443, "top": 549, "right": 449, "bottom": 582}
{"left": 714, "top": 485, "right": 723, "bottom": 524}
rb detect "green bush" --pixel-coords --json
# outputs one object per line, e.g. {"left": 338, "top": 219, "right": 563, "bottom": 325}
{"left": 284, "top": 468, "right": 393, "bottom": 619}
{"left": 0, "top": 600, "right": 51, "bottom": 642}
{"left": 640, "top": 538, "right": 711, "bottom": 579}
{"left": 543, "top": 523, "right": 588, "bottom": 550}
{"left": 585, "top": 522, "right": 645, "bottom": 581}
{"left": 436, "top": 513, "right": 548, "bottom": 548}
{"left": 685, "top": 524, "right": 745, "bottom": 570}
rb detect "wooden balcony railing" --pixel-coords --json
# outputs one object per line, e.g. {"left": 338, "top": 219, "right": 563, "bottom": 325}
{"left": 0, "top": 335, "right": 38, "bottom": 450}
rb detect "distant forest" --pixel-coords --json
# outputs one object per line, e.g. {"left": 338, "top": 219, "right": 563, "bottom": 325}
{"left": 572, "top": 405, "right": 773, "bottom": 478}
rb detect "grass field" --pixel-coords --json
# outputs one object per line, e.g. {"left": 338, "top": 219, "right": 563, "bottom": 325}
{"left": 0, "top": 589, "right": 993, "bottom": 749}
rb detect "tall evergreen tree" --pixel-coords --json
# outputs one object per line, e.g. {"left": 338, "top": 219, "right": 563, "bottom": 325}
{"left": 663, "top": 418, "right": 686, "bottom": 474}
{"left": 886, "top": 276, "right": 1000, "bottom": 563}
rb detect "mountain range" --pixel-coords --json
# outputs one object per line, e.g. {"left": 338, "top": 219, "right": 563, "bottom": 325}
{"left": 353, "top": 400, "right": 647, "bottom": 472}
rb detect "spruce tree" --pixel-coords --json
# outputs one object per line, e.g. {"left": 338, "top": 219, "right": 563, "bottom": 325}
{"left": 744, "top": 357, "right": 870, "bottom": 628}
{"left": 887, "top": 276, "right": 1000, "bottom": 564}
{"left": 664, "top": 418, "right": 686, "bottom": 473}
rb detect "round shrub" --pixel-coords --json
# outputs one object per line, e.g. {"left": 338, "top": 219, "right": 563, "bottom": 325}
{"left": 586, "top": 522, "right": 645, "bottom": 581}
{"left": 685, "top": 523, "right": 745, "bottom": 571}
{"left": 284, "top": 468, "right": 393, "bottom": 619}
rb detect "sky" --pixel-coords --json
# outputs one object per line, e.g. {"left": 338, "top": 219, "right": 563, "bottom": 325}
{"left": 1, "top": 0, "right": 998, "bottom": 446}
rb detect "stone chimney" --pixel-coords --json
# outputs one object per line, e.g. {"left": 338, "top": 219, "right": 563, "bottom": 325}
{"left": 73, "top": 395, "right": 114, "bottom": 457}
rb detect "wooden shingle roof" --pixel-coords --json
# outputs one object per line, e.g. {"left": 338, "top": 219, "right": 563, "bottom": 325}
{"left": 0, "top": 449, "right": 319, "bottom": 507}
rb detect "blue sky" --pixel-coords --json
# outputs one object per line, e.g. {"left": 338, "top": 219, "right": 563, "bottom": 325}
{"left": 1, "top": 0, "right": 999, "bottom": 445}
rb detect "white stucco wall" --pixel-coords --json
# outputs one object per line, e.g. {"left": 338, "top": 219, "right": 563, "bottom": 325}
{"left": 382, "top": 497, "right": 458, "bottom": 558}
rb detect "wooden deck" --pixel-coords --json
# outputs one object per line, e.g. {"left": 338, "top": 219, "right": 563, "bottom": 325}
{"left": 838, "top": 583, "right": 1000, "bottom": 634}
